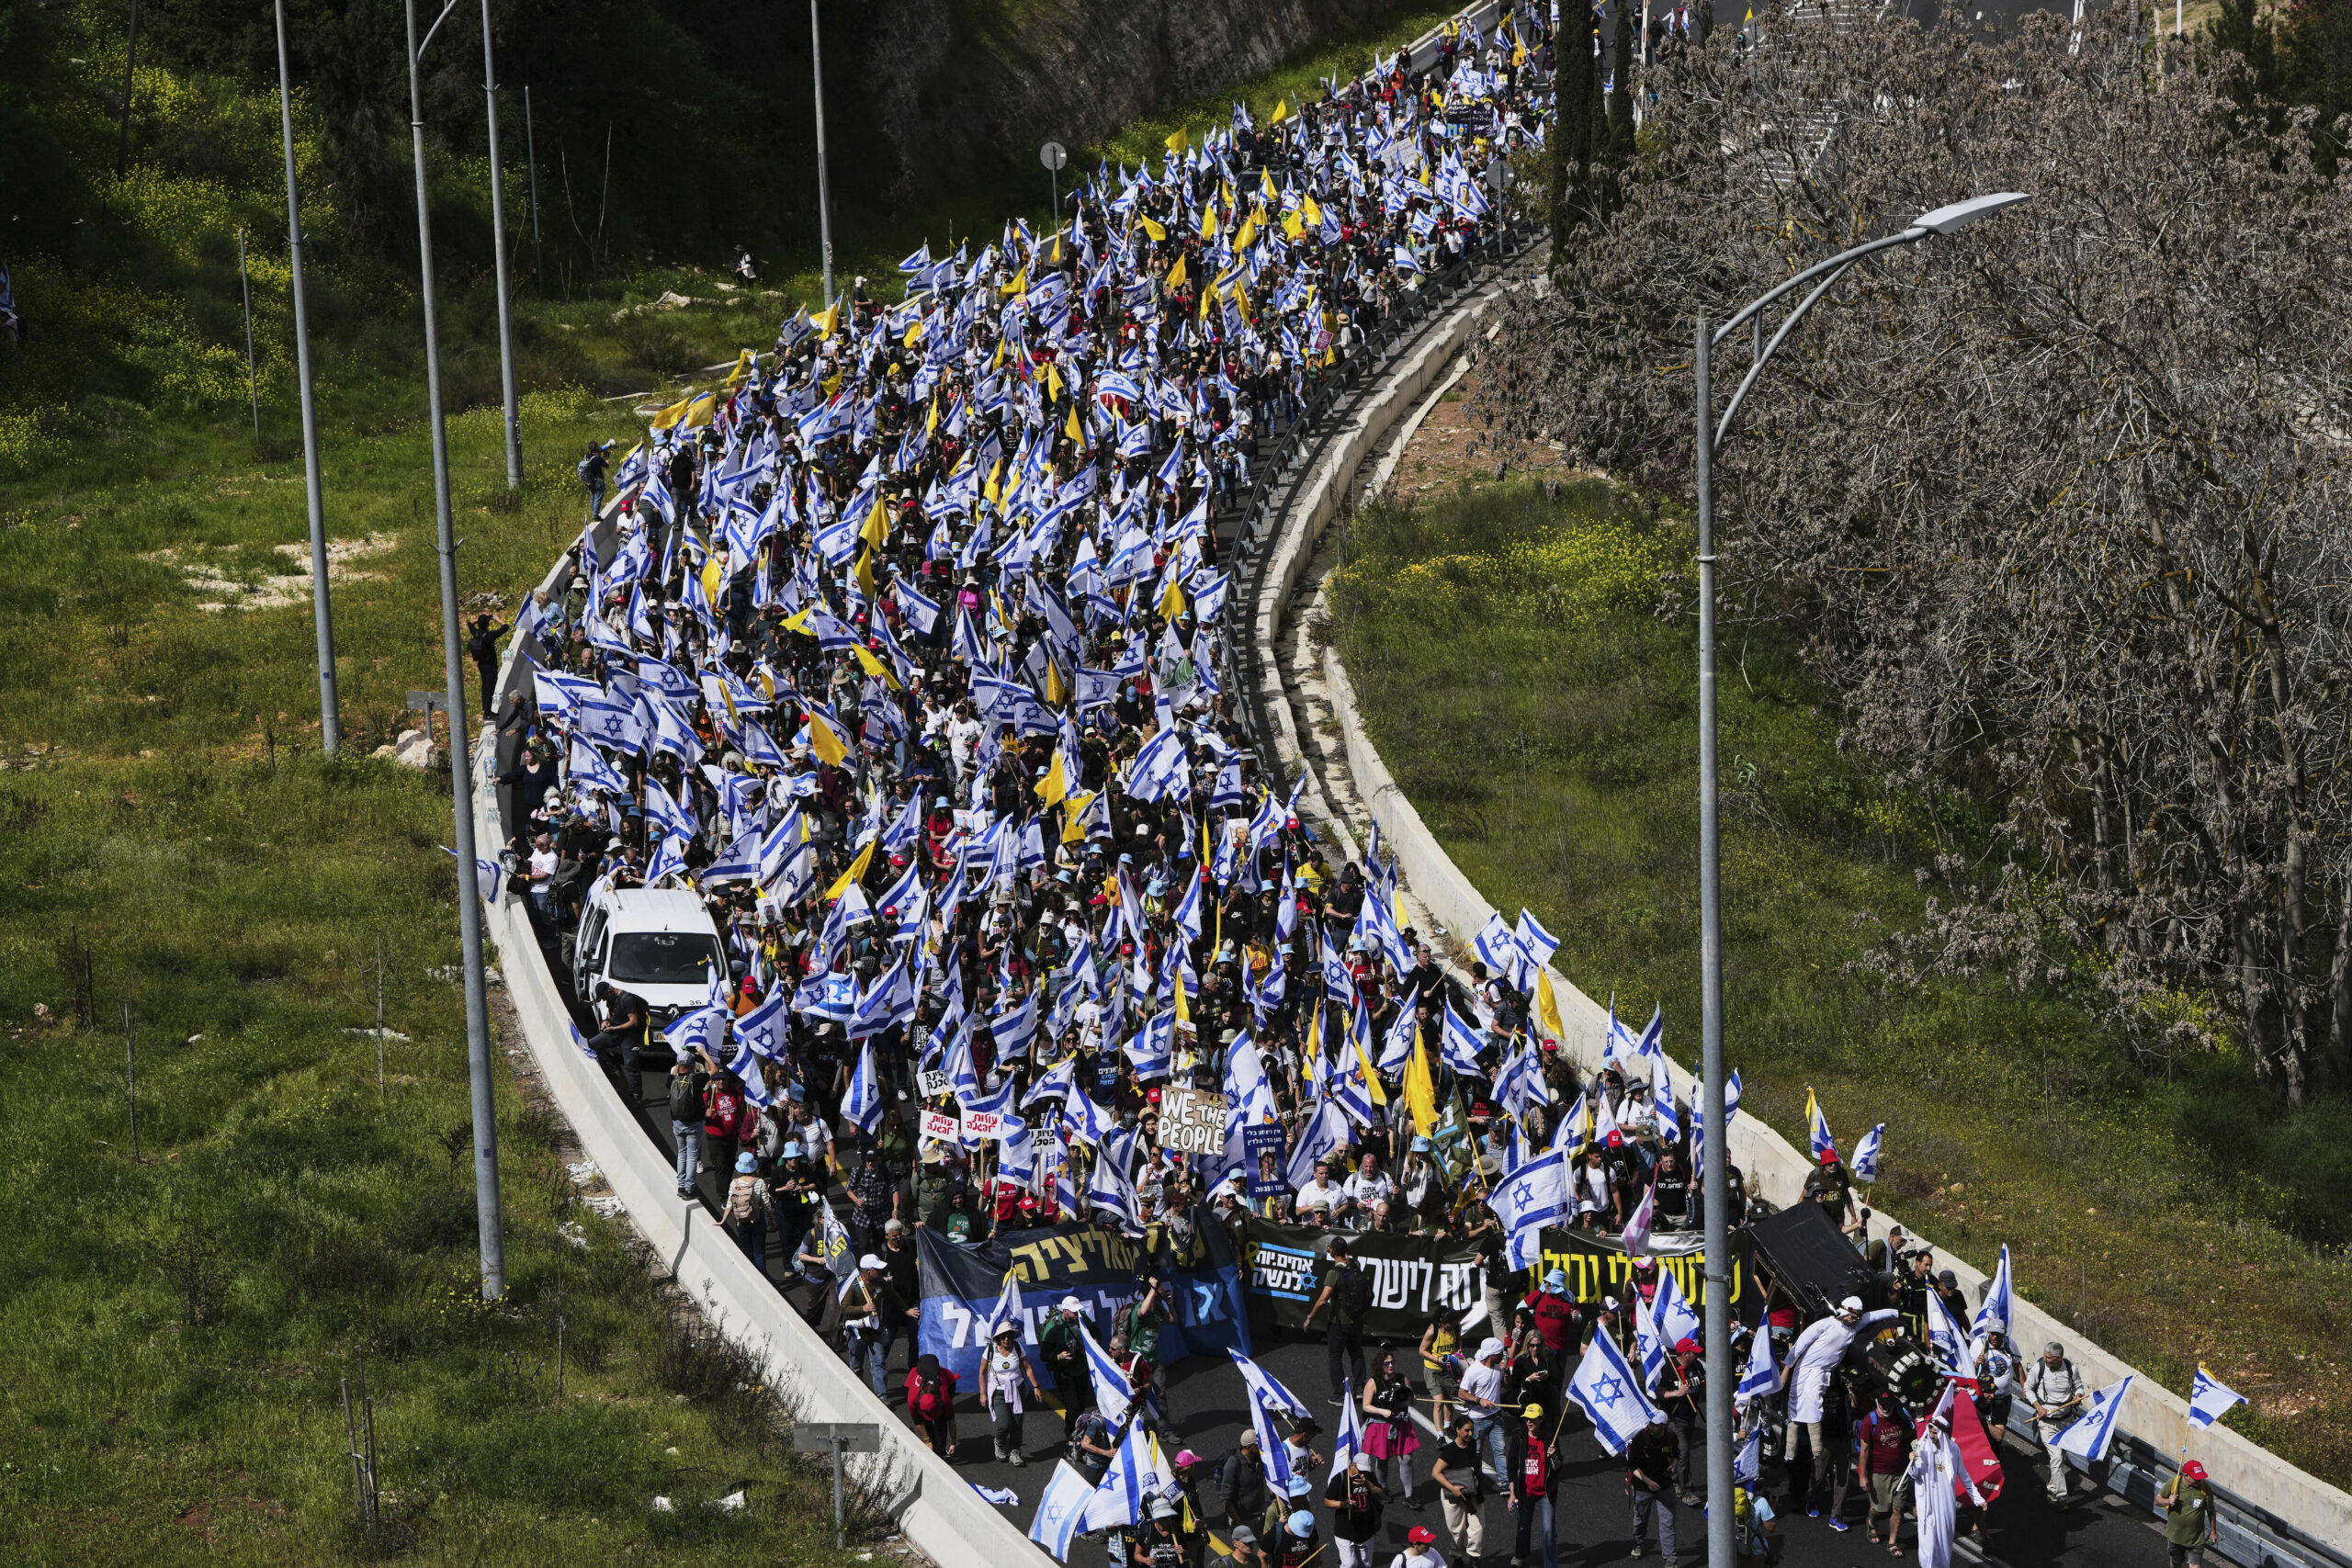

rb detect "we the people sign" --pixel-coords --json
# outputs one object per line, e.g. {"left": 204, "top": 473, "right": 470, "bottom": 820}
{"left": 1157, "top": 1087, "right": 1228, "bottom": 1155}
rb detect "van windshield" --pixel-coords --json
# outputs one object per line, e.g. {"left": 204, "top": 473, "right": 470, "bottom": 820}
{"left": 607, "top": 931, "right": 725, "bottom": 987}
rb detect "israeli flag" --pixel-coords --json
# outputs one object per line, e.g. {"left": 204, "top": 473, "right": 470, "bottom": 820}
{"left": 1329, "top": 1376, "right": 1362, "bottom": 1482}
{"left": 844, "top": 1038, "right": 885, "bottom": 1134}
{"left": 1633, "top": 1289, "right": 1669, "bottom": 1393}
{"left": 1283, "top": 1100, "right": 1349, "bottom": 1190}
{"left": 1085, "top": 1145, "right": 1147, "bottom": 1237}
{"left": 1083, "top": 1411, "right": 1156, "bottom": 1531}
{"left": 1247, "top": 1381, "right": 1297, "bottom": 1493}
{"left": 1652, "top": 1262, "right": 1702, "bottom": 1347}
{"left": 1735, "top": 1323, "right": 1780, "bottom": 1406}
{"left": 1973, "top": 1243, "right": 2015, "bottom": 1341}
{"left": 1925, "top": 1283, "right": 1973, "bottom": 1380}
{"left": 975, "top": 1483, "right": 1022, "bottom": 1506}
{"left": 1569, "top": 1323, "right": 1666, "bottom": 1453}
{"left": 2052, "top": 1375, "right": 2134, "bottom": 1464}
{"left": 2190, "top": 1366, "right": 2245, "bottom": 1428}
{"left": 1440, "top": 1002, "right": 1486, "bottom": 1076}
{"left": 1849, "top": 1122, "right": 1886, "bottom": 1184}
{"left": 735, "top": 990, "right": 787, "bottom": 1060}
{"left": 441, "top": 845, "right": 503, "bottom": 905}
{"left": 1733, "top": 1422, "right": 1761, "bottom": 1486}
{"left": 1027, "top": 1460, "right": 1095, "bottom": 1562}
{"left": 1229, "top": 1348, "right": 1312, "bottom": 1419}
{"left": 1081, "top": 1319, "right": 1136, "bottom": 1424}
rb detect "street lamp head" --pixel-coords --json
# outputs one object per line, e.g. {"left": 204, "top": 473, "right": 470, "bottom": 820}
{"left": 1906, "top": 192, "right": 2031, "bottom": 238}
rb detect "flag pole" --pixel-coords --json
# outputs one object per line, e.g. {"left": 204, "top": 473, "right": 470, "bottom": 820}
{"left": 809, "top": 0, "right": 836, "bottom": 308}
{"left": 274, "top": 0, "right": 341, "bottom": 755}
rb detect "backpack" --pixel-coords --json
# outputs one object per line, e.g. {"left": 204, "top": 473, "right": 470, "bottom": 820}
{"left": 1334, "top": 1262, "right": 1374, "bottom": 1325}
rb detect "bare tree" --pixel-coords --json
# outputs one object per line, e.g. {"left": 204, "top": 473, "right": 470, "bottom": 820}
{"left": 1479, "top": 11, "right": 2352, "bottom": 1105}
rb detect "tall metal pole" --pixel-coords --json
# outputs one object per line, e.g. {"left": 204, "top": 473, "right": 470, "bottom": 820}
{"left": 482, "top": 0, "right": 522, "bottom": 489}
{"left": 238, "top": 228, "right": 260, "bottom": 437}
{"left": 116, "top": 0, "right": 141, "bottom": 175}
{"left": 406, "top": 0, "right": 506, "bottom": 1303}
{"left": 524, "top": 85, "right": 542, "bottom": 288}
{"left": 1694, "top": 315, "right": 1733, "bottom": 1568}
{"left": 809, "top": 0, "right": 835, "bottom": 307}
{"left": 276, "top": 0, "right": 342, "bottom": 755}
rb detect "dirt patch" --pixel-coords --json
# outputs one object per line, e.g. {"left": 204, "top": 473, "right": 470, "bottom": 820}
{"left": 1389, "top": 363, "right": 1577, "bottom": 500}
{"left": 144, "top": 533, "right": 400, "bottom": 613}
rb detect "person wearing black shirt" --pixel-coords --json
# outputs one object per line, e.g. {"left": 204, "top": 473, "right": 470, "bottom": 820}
{"left": 586, "top": 982, "right": 650, "bottom": 1090}
{"left": 1626, "top": 1417, "right": 1680, "bottom": 1560}
{"left": 466, "top": 614, "right": 508, "bottom": 719}
{"left": 1652, "top": 1148, "right": 1692, "bottom": 1231}
{"left": 1657, "top": 1337, "right": 1705, "bottom": 1504}
{"left": 1325, "top": 1451, "right": 1385, "bottom": 1568}
{"left": 1430, "top": 1416, "right": 1485, "bottom": 1563}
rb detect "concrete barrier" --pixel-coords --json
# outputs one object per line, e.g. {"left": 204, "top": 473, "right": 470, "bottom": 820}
{"left": 466, "top": 748, "right": 1043, "bottom": 1568}
{"left": 1242, "top": 270, "right": 2352, "bottom": 1555}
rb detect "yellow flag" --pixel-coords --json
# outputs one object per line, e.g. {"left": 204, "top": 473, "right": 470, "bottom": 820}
{"left": 825, "top": 835, "right": 876, "bottom": 899}
{"left": 1260, "top": 168, "right": 1277, "bottom": 199}
{"left": 984, "top": 458, "right": 1003, "bottom": 503}
{"left": 1200, "top": 205, "right": 1218, "bottom": 241}
{"left": 817, "top": 299, "right": 842, "bottom": 338}
{"left": 1158, "top": 576, "right": 1187, "bottom": 621}
{"left": 1001, "top": 266, "right": 1028, "bottom": 299}
{"left": 1165, "top": 127, "right": 1188, "bottom": 154}
{"left": 1044, "top": 659, "right": 1066, "bottom": 706}
{"left": 1303, "top": 998, "right": 1322, "bottom": 1065}
{"left": 1065, "top": 403, "right": 1083, "bottom": 444}
{"left": 1353, "top": 1018, "right": 1388, "bottom": 1108}
{"left": 862, "top": 496, "right": 890, "bottom": 548}
{"left": 1406, "top": 1025, "right": 1439, "bottom": 1134}
{"left": 1165, "top": 253, "right": 1187, "bottom": 289}
{"left": 1062, "top": 790, "right": 1096, "bottom": 844}
{"left": 1270, "top": 97, "right": 1290, "bottom": 125}
{"left": 805, "top": 709, "right": 849, "bottom": 768}
{"left": 902, "top": 319, "right": 924, "bottom": 348}
{"left": 684, "top": 390, "right": 718, "bottom": 428}
{"left": 852, "top": 643, "right": 899, "bottom": 688}
{"left": 1035, "top": 749, "right": 1069, "bottom": 807}
{"left": 699, "top": 551, "right": 724, "bottom": 604}
{"left": 1302, "top": 193, "right": 1322, "bottom": 227}
{"left": 926, "top": 395, "right": 940, "bottom": 435}
{"left": 1139, "top": 215, "right": 1167, "bottom": 243}
{"left": 1537, "top": 970, "right": 1566, "bottom": 1045}
{"left": 723, "top": 349, "right": 755, "bottom": 389}
{"left": 853, "top": 547, "right": 880, "bottom": 601}
{"left": 1283, "top": 210, "right": 1305, "bottom": 242}
{"left": 650, "top": 393, "right": 693, "bottom": 432}
{"left": 1232, "top": 214, "right": 1257, "bottom": 252}
{"left": 1046, "top": 361, "right": 1062, "bottom": 400}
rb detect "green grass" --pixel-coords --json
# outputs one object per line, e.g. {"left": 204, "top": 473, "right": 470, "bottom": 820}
{"left": 1330, "top": 477, "right": 2352, "bottom": 1488}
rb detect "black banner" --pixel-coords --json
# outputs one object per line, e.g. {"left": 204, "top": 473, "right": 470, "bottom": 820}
{"left": 1536, "top": 1227, "right": 1763, "bottom": 1328}
{"left": 1240, "top": 1217, "right": 1487, "bottom": 1338}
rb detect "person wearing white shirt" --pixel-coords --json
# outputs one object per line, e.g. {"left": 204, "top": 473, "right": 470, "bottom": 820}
{"left": 1339, "top": 1152, "right": 1395, "bottom": 1229}
{"left": 1295, "top": 1159, "right": 1341, "bottom": 1222}
{"left": 1784, "top": 1296, "right": 1898, "bottom": 1520}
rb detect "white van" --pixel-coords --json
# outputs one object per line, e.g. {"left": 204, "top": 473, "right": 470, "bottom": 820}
{"left": 573, "top": 886, "right": 729, "bottom": 1035}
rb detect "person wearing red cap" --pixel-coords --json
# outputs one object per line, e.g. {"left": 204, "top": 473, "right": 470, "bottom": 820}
{"left": 1388, "top": 1524, "right": 1444, "bottom": 1568}
{"left": 2158, "top": 1461, "right": 2217, "bottom": 1566}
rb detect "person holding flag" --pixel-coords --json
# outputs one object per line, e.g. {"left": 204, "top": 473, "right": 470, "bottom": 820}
{"left": 2158, "top": 1460, "right": 2220, "bottom": 1568}
{"left": 2025, "top": 1340, "right": 2091, "bottom": 1502}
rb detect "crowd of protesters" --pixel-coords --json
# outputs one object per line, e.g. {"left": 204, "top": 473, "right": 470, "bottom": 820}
{"left": 473, "top": 4, "right": 2221, "bottom": 1565}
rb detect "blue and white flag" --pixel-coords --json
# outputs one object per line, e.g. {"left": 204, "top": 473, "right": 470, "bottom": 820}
{"left": 1924, "top": 1282, "right": 1973, "bottom": 1379}
{"left": 2052, "top": 1375, "right": 2134, "bottom": 1463}
{"left": 1651, "top": 1261, "right": 1702, "bottom": 1347}
{"left": 1973, "top": 1243, "right": 2014, "bottom": 1341}
{"left": 1329, "top": 1377, "right": 1362, "bottom": 1482}
{"left": 978, "top": 1264, "right": 1024, "bottom": 1347}
{"left": 1081, "top": 1319, "right": 1136, "bottom": 1425}
{"left": 1027, "top": 1460, "right": 1095, "bottom": 1561}
{"left": 1228, "top": 1348, "right": 1311, "bottom": 1419}
{"left": 1568, "top": 1323, "right": 1665, "bottom": 1453}
{"left": 1439, "top": 1001, "right": 1486, "bottom": 1077}
{"left": 1487, "top": 1150, "right": 1571, "bottom": 1267}
{"left": 1082, "top": 1415, "right": 1156, "bottom": 1531}
{"left": 1246, "top": 1381, "right": 1297, "bottom": 1493}
{"left": 1735, "top": 1324, "right": 1780, "bottom": 1406}
{"left": 974, "top": 1483, "right": 1021, "bottom": 1506}
{"left": 1282, "top": 1099, "right": 1350, "bottom": 1190}
{"left": 2189, "top": 1365, "right": 2246, "bottom": 1428}
{"left": 1085, "top": 1146, "right": 1147, "bottom": 1237}
{"left": 1732, "top": 1422, "right": 1761, "bottom": 1487}
{"left": 441, "top": 845, "right": 503, "bottom": 905}
{"left": 1849, "top": 1122, "right": 1886, "bottom": 1183}
{"left": 844, "top": 1038, "right": 885, "bottom": 1134}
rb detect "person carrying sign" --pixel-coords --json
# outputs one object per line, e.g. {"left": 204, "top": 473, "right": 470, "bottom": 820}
{"left": 1302, "top": 1238, "right": 1374, "bottom": 1405}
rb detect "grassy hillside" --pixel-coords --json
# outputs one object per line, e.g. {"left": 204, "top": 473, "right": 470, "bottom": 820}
{"left": 1329, "top": 476, "right": 2352, "bottom": 1488}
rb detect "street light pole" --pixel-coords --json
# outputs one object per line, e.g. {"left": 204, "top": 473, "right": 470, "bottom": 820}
{"left": 405, "top": 0, "right": 507, "bottom": 1303}
{"left": 481, "top": 0, "right": 522, "bottom": 489}
{"left": 809, "top": 0, "right": 835, "bottom": 307}
{"left": 1691, "top": 191, "right": 2029, "bottom": 1568}
{"left": 274, "top": 0, "right": 342, "bottom": 755}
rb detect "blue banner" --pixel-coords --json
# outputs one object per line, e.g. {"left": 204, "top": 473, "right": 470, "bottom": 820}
{"left": 914, "top": 1211, "right": 1251, "bottom": 1385}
